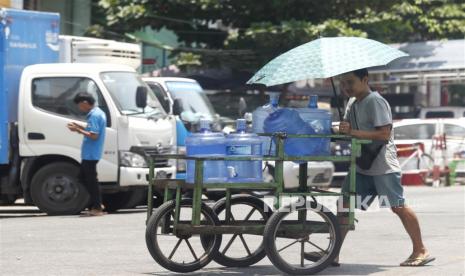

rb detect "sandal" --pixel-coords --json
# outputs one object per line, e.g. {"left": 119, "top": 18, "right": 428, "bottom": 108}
{"left": 303, "top": 251, "right": 340, "bottom": 267}
{"left": 80, "top": 208, "right": 107, "bottom": 217}
{"left": 400, "top": 254, "right": 435, "bottom": 266}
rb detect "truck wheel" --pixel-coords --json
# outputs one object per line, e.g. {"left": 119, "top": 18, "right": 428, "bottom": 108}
{"left": 102, "top": 189, "right": 146, "bottom": 212}
{"left": 30, "top": 162, "right": 89, "bottom": 215}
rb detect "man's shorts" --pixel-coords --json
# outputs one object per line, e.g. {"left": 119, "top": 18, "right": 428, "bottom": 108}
{"left": 342, "top": 172, "right": 405, "bottom": 210}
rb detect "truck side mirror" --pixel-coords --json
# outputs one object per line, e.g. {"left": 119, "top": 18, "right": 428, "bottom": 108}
{"left": 136, "top": 86, "right": 147, "bottom": 109}
{"left": 173, "top": 98, "right": 184, "bottom": 116}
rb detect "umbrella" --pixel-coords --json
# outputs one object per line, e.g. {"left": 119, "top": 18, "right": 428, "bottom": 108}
{"left": 247, "top": 37, "right": 408, "bottom": 120}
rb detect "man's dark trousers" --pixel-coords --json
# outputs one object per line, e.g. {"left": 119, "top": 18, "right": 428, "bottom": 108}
{"left": 80, "top": 160, "right": 102, "bottom": 209}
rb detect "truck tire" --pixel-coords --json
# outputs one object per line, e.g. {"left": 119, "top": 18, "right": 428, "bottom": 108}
{"left": 30, "top": 162, "right": 89, "bottom": 215}
{"left": 102, "top": 189, "right": 146, "bottom": 212}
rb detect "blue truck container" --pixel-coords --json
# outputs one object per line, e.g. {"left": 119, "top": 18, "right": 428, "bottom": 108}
{"left": 0, "top": 9, "right": 59, "bottom": 165}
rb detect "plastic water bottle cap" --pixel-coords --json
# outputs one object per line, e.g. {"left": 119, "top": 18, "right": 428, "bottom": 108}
{"left": 308, "top": 95, "right": 318, "bottom": 108}
{"left": 199, "top": 119, "right": 211, "bottom": 131}
{"left": 236, "top": 119, "right": 247, "bottom": 132}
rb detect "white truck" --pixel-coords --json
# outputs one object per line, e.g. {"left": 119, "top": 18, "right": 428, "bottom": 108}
{"left": 0, "top": 9, "right": 176, "bottom": 214}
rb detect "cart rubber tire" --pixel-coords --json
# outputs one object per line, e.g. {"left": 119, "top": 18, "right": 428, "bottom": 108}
{"left": 263, "top": 201, "right": 342, "bottom": 275}
{"left": 145, "top": 199, "right": 222, "bottom": 273}
{"left": 203, "top": 195, "right": 273, "bottom": 267}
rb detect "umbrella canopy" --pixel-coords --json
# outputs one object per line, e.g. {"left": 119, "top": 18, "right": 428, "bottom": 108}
{"left": 247, "top": 37, "right": 408, "bottom": 87}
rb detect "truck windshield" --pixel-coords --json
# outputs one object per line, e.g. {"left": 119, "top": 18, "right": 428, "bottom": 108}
{"left": 101, "top": 72, "right": 165, "bottom": 117}
{"left": 166, "top": 81, "right": 216, "bottom": 118}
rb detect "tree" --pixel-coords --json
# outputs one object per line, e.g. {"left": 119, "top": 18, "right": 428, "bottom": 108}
{"left": 91, "top": 0, "right": 465, "bottom": 71}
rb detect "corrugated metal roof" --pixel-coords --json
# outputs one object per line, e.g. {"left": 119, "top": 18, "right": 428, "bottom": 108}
{"left": 372, "top": 39, "right": 465, "bottom": 73}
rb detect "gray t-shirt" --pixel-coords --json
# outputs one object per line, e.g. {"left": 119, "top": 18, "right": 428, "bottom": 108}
{"left": 344, "top": 92, "right": 401, "bottom": 176}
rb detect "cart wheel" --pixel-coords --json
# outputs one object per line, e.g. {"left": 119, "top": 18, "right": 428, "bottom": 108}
{"left": 201, "top": 195, "right": 273, "bottom": 267}
{"left": 145, "top": 199, "right": 222, "bottom": 273}
{"left": 264, "top": 200, "right": 342, "bottom": 275}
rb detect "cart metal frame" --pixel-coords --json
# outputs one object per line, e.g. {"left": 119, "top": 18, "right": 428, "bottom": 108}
{"left": 141, "top": 133, "right": 370, "bottom": 274}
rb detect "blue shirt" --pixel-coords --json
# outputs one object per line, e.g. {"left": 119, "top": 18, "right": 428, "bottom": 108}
{"left": 81, "top": 107, "right": 106, "bottom": 160}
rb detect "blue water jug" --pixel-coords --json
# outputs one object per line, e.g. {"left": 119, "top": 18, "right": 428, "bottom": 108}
{"left": 264, "top": 108, "right": 316, "bottom": 158}
{"left": 295, "top": 95, "right": 332, "bottom": 155}
{"left": 226, "top": 119, "right": 263, "bottom": 183}
{"left": 185, "top": 119, "right": 227, "bottom": 183}
{"left": 252, "top": 93, "right": 279, "bottom": 155}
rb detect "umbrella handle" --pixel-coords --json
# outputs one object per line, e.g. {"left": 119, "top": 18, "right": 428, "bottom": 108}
{"left": 330, "top": 77, "right": 343, "bottom": 121}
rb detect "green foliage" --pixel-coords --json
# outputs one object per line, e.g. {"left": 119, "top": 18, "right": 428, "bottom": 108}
{"left": 93, "top": 0, "right": 465, "bottom": 71}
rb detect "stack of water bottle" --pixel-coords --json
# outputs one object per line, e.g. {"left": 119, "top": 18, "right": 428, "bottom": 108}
{"left": 253, "top": 93, "right": 332, "bottom": 158}
{"left": 185, "top": 94, "right": 332, "bottom": 184}
{"left": 186, "top": 119, "right": 262, "bottom": 183}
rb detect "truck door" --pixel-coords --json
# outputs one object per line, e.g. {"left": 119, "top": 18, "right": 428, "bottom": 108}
{"left": 24, "top": 77, "right": 117, "bottom": 181}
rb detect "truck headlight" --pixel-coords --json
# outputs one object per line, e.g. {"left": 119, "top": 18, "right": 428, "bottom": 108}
{"left": 176, "top": 146, "right": 187, "bottom": 172}
{"left": 120, "top": 151, "right": 148, "bottom": 167}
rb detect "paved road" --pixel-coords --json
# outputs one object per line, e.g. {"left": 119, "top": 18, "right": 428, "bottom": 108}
{"left": 1, "top": 185, "right": 464, "bottom": 275}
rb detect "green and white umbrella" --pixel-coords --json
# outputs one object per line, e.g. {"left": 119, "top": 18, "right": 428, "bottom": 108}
{"left": 247, "top": 36, "right": 408, "bottom": 119}
{"left": 247, "top": 36, "right": 408, "bottom": 86}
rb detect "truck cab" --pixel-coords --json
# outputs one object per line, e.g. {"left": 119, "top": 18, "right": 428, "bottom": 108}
{"left": 17, "top": 64, "right": 176, "bottom": 214}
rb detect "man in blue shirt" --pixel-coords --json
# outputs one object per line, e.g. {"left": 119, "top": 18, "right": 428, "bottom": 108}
{"left": 67, "top": 92, "right": 107, "bottom": 216}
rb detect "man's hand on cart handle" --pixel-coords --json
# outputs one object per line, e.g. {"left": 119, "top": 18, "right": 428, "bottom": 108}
{"left": 339, "top": 122, "right": 352, "bottom": 135}
{"left": 339, "top": 122, "right": 391, "bottom": 142}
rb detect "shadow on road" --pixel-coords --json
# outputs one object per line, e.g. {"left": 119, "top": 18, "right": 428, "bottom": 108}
{"left": 144, "top": 263, "right": 395, "bottom": 275}
{"left": 0, "top": 207, "right": 46, "bottom": 219}
{"left": 0, "top": 205, "right": 146, "bottom": 219}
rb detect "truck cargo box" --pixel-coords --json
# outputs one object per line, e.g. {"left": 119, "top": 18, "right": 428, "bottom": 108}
{"left": 0, "top": 8, "right": 59, "bottom": 164}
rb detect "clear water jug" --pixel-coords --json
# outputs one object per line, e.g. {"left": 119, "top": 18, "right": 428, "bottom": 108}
{"left": 185, "top": 119, "right": 227, "bottom": 183}
{"left": 226, "top": 119, "right": 263, "bottom": 183}
{"left": 295, "top": 95, "right": 332, "bottom": 155}
{"left": 252, "top": 93, "right": 279, "bottom": 155}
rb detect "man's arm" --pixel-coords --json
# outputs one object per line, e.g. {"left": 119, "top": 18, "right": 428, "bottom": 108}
{"left": 67, "top": 122, "right": 98, "bottom": 140}
{"left": 75, "top": 128, "right": 99, "bottom": 140}
{"left": 71, "top": 122, "right": 86, "bottom": 130}
{"left": 339, "top": 122, "right": 391, "bottom": 141}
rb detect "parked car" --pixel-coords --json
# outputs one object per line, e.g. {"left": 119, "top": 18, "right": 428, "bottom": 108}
{"left": 331, "top": 118, "right": 465, "bottom": 185}
{"left": 393, "top": 118, "right": 465, "bottom": 178}
{"left": 262, "top": 161, "right": 334, "bottom": 189}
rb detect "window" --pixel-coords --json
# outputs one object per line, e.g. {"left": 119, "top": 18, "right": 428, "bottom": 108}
{"left": 394, "top": 124, "right": 436, "bottom": 140}
{"left": 147, "top": 83, "right": 171, "bottom": 114}
{"left": 425, "top": 111, "right": 454, "bottom": 118}
{"left": 166, "top": 81, "right": 216, "bottom": 117}
{"left": 32, "top": 77, "right": 111, "bottom": 126}
{"left": 101, "top": 72, "right": 165, "bottom": 118}
{"left": 444, "top": 124, "right": 465, "bottom": 137}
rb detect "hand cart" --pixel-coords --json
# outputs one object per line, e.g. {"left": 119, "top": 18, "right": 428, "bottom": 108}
{"left": 139, "top": 133, "right": 369, "bottom": 275}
